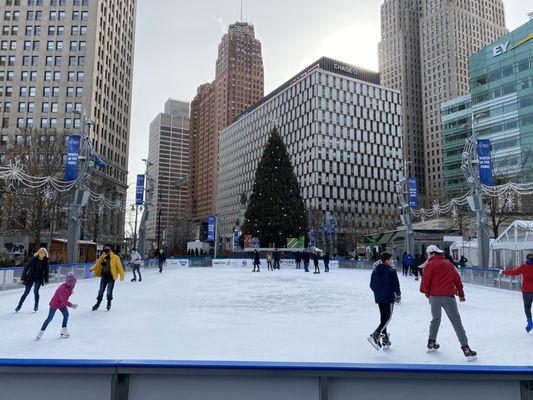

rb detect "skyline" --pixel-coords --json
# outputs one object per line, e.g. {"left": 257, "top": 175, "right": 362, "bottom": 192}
{"left": 126, "top": 0, "right": 532, "bottom": 212}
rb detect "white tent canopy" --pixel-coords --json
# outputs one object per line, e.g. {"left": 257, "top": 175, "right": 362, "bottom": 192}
{"left": 493, "top": 220, "right": 533, "bottom": 251}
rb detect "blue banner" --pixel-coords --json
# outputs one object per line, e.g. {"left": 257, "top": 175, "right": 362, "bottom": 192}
{"left": 233, "top": 230, "right": 239, "bottom": 249}
{"left": 477, "top": 139, "right": 493, "bottom": 186}
{"left": 94, "top": 154, "right": 106, "bottom": 170}
{"left": 408, "top": 177, "right": 419, "bottom": 208}
{"left": 330, "top": 219, "right": 336, "bottom": 235}
{"left": 309, "top": 228, "right": 316, "bottom": 247}
{"left": 64, "top": 135, "right": 81, "bottom": 181}
{"left": 323, "top": 222, "right": 329, "bottom": 235}
{"left": 135, "top": 175, "right": 145, "bottom": 205}
{"left": 207, "top": 216, "right": 216, "bottom": 242}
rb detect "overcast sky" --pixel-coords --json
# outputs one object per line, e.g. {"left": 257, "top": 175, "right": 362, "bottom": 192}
{"left": 125, "top": 0, "right": 531, "bottom": 215}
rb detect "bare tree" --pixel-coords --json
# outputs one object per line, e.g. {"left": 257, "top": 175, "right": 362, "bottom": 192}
{"left": 0, "top": 128, "right": 68, "bottom": 250}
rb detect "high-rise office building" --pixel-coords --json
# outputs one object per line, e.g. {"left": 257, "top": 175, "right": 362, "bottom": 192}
{"left": 189, "top": 22, "right": 264, "bottom": 226}
{"left": 0, "top": 0, "right": 137, "bottom": 249}
{"left": 379, "top": 0, "right": 506, "bottom": 201}
{"left": 217, "top": 57, "right": 403, "bottom": 248}
{"left": 146, "top": 99, "right": 190, "bottom": 249}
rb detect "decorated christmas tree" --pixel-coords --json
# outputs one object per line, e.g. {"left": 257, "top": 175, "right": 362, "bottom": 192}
{"left": 242, "top": 128, "right": 308, "bottom": 247}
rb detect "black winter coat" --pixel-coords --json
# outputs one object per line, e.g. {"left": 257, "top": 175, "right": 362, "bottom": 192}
{"left": 303, "top": 252, "right": 310, "bottom": 263}
{"left": 370, "top": 263, "right": 401, "bottom": 303}
{"left": 21, "top": 256, "right": 49, "bottom": 284}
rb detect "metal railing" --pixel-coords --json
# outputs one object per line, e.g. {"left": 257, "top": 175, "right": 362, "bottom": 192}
{"left": 460, "top": 267, "right": 523, "bottom": 291}
{"left": 0, "top": 263, "right": 93, "bottom": 291}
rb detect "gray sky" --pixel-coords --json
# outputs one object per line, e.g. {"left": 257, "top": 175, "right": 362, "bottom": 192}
{"left": 125, "top": 0, "right": 531, "bottom": 212}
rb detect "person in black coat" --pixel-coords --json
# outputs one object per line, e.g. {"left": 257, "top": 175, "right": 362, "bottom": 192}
{"left": 252, "top": 250, "right": 261, "bottom": 272}
{"left": 16, "top": 247, "right": 50, "bottom": 312}
{"left": 157, "top": 249, "right": 166, "bottom": 273}
{"left": 295, "top": 251, "right": 302, "bottom": 269}
{"left": 368, "top": 252, "right": 401, "bottom": 349}
{"left": 312, "top": 252, "right": 320, "bottom": 274}
{"left": 303, "top": 251, "right": 310, "bottom": 272}
{"left": 272, "top": 249, "right": 281, "bottom": 270}
{"left": 323, "top": 252, "right": 330, "bottom": 272}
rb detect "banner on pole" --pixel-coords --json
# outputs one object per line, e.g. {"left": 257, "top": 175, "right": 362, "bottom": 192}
{"left": 64, "top": 135, "right": 81, "bottom": 181}
{"left": 309, "top": 228, "right": 316, "bottom": 247}
{"left": 252, "top": 237, "right": 260, "bottom": 248}
{"left": 135, "top": 175, "right": 145, "bottom": 205}
{"left": 408, "top": 177, "right": 419, "bottom": 208}
{"left": 330, "top": 219, "right": 336, "bottom": 235}
{"left": 477, "top": 139, "right": 494, "bottom": 186}
{"left": 207, "top": 216, "right": 216, "bottom": 241}
{"left": 232, "top": 230, "right": 239, "bottom": 250}
{"left": 323, "top": 222, "right": 329, "bottom": 235}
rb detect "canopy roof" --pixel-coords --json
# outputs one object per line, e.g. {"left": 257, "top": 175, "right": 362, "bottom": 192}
{"left": 493, "top": 220, "right": 533, "bottom": 251}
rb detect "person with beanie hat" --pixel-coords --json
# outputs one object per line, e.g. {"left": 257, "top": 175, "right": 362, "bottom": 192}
{"left": 36, "top": 272, "right": 78, "bottom": 340}
{"left": 500, "top": 253, "right": 533, "bottom": 333}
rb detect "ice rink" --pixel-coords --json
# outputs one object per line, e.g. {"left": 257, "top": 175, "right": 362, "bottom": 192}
{"left": 1, "top": 265, "right": 531, "bottom": 365}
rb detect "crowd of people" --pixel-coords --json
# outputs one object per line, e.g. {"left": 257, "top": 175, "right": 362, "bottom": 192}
{"left": 10, "top": 242, "right": 533, "bottom": 358}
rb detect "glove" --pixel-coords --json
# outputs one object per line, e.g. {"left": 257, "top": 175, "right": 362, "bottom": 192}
{"left": 71, "top": 304, "right": 78, "bottom": 309}
{"left": 499, "top": 270, "right": 503, "bottom": 275}
{"left": 459, "top": 297, "right": 465, "bottom": 303}
{"left": 395, "top": 294, "right": 401, "bottom": 303}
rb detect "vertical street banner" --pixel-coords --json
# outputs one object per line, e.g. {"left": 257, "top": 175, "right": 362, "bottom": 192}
{"left": 477, "top": 139, "right": 494, "bottom": 186}
{"left": 252, "top": 237, "right": 260, "bottom": 248}
{"left": 330, "top": 219, "right": 336, "bottom": 235}
{"left": 135, "top": 174, "right": 145, "bottom": 205}
{"left": 64, "top": 135, "right": 81, "bottom": 181}
{"left": 232, "top": 230, "right": 240, "bottom": 250}
{"left": 207, "top": 216, "right": 216, "bottom": 241}
{"left": 408, "top": 177, "right": 419, "bottom": 208}
{"left": 323, "top": 222, "right": 329, "bottom": 235}
{"left": 309, "top": 228, "right": 316, "bottom": 247}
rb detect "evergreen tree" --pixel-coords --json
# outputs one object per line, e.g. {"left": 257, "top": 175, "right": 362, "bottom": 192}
{"left": 242, "top": 128, "right": 308, "bottom": 247}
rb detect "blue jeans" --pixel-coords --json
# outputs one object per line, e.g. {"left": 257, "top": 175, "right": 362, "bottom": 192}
{"left": 41, "top": 307, "right": 69, "bottom": 331}
{"left": 18, "top": 279, "right": 41, "bottom": 308}
{"left": 97, "top": 275, "right": 115, "bottom": 302}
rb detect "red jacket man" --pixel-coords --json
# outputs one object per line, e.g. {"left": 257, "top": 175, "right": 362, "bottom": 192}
{"left": 420, "top": 254, "right": 465, "bottom": 299}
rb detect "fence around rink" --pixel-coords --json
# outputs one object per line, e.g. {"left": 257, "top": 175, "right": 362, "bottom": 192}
{"left": 0, "top": 359, "right": 532, "bottom": 400}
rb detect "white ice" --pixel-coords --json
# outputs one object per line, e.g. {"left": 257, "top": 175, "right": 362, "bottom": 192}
{"left": 1, "top": 265, "right": 532, "bottom": 365}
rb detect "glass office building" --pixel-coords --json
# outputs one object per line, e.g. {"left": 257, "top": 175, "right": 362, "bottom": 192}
{"left": 442, "top": 17, "right": 533, "bottom": 194}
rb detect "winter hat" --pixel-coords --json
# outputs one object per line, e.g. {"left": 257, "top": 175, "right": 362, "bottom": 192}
{"left": 426, "top": 245, "right": 444, "bottom": 254}
{"left": 65, "top": 272, "right": 77, "bottom": 288}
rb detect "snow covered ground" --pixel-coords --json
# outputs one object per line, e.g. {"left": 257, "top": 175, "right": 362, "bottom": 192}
{"left": 0, "top": 265, "right": 531, "bottom": 365}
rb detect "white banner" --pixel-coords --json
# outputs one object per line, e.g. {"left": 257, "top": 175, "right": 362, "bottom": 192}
{"left": 166, "top": 259, "right": 190, "bottom": 268}
{"left": 211, "top": 259, "right": 338, "bottom": 269}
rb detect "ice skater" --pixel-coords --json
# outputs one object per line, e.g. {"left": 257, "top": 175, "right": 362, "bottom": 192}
{"left": 157, "top": 249, "right": 166, "bottom": 273}
{"left": 323, "top": 251, "right": 330, "bottom": 272}
{"left": 303, "top": 250, "right": 310, "bottom": 272}
{"left": 312, "top": 252, "right": 320, "bottom": 274}
{"left": 272, "top": 249, "right": 281, "bottom": 270}
{"left": 36, "top": 272, "right": 78, "bottom": 340}
{"left": 500, "top": 253, "right": 533, "bottom": 333}
{"left": 420, "top": 245, "right": 477, "bottom": 361}
{"left": 368, "top": 252, "right": 400, "bottom": 350}
{"left": 130, "top": 248, "right": 142, "bottom": 282}
{"left": 295, "top": 251, "right": 302, "bottom": 269}
{"left": 90, "top": 245, "right": 125, "bottom": 311}
{"left": 16, "top": 247, "right": 49, "bottom": 313}
{"left": 266, "top": 252, "right": 273, "bottom": 271}
{"left": 252, "top": 250, "right": 261, "bottom": 272}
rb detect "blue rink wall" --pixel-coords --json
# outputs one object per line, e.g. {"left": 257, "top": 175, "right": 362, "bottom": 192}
{"left": 1, "top": 359, "right": 532, "bottom": 400}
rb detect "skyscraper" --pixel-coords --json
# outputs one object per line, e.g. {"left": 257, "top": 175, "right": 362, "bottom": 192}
{"left": 146, "top": 99, "right": 190, "bottom": 249}
{"left": 0, "top": 0, "right": 137, "bottom": 247}
{"left": 189, "top": 22, "right": 264, "bottom": 225}
{"left": 379, "top": 0, "right": 507, "bottom": 201}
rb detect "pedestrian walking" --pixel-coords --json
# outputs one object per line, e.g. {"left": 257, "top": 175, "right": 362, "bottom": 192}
{"left": 412, "top": 253, "right": 422, "bottom": 281}
{"left": 403, "top": 252, "right": 415, "bottom": 277}
{"left": 273, "top": 248, "right": 281, "bottom": 270}
{"left": 295, "top": 251, "right": 302, "bottom": 269}
{"left": 35, "top": 272, "right": 78, "bottom": 340}
{"left": 252, "top": 250, "right": 261, "bottom": 272}
{"left": 16, "top": 247, "right": 50, "bottom": 313}
{"left": 420, "top": 245, "right": 477, "bottom": 361}
{"left": 157, "top": 249, "right": 166, "bottom": 273}
{"left": 303, "top": 250, "right": 310, "bottom": 272}
{"left": 323, "top": 251, "right": 330, "bottom": 272}
{"left": 368, "top": 252, "right": 401, "bottom": 350}
{"left": 90, "top": 245, "right": 125, "bottom": 311}
{"left": 401, "top": 252, "right": 409, "bottom": 276}
{"left": 312, "top": 252, "right": 320, "bottom": 274}
{"left": 500, "top": 253, "right": 533, "bottom": 333}
{"left": 266, "top": 252, "right": 273, "bottom": 271}
{"left": 130, "top": 248, "right": 142, "bottom": 282}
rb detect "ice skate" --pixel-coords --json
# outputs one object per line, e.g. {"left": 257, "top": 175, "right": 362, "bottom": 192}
{"left": 367, "top": 332, "right": 382, "bottom": 351}
{"left": 60, "top": 328, "right": 70, "bottom": 339}
{"left": 106, "top": 300, "right": 112, "bottom": 311}
{"left": 92, "top": 301, "right": 101, "bottom": 311}
{"left": 526, "top": 318, "right": 533, "bottom": 333}
{"left": 381, "top": 333, "right": 391, "bottom": 350}
{"left": 15, "top": 305, "right": 21, "bottom": 313}
{"left": 461, "top": 345, "right": 477, "bottom": 362}
{"left": 427, "top": 339, "right": 440, "bottom": 353}
{"left": 131, "top": 278, "right": 137, "bottom": 282}
{"left": 35, "top": 330, "right": 44, "bottom": 341}
{"left": 33, "top": 305, "right": 38, "bottom": 312}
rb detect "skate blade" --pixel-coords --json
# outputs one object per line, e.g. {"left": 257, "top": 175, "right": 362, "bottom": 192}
{"left": 382, "top": 345, "right": 391, "bottom": 351}
{"left": 367, "top": 336, "right": 381, "bottom": 351}
{"left": 427, "top": 348, "right": 438, "bottom": 353}
{"left": 60, "top": 335, "right": 70, "bottom": 339}
{"left": 466, "top": 355, "right": 478, "bottom": 362}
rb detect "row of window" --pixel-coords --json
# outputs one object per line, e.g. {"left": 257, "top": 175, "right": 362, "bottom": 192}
{"left": 5, "top": 0, "right": 89, "bottom": 6}
{"left": 7, "top": 10, "right": 89, "bottom": 22}
{"left": 12, "top": 116, "right": 81, "bottom": 128}
{"left": 1, "top": 85, "right": 83, "bottom": 97}
{"left": 0, "top": 54, "right": 85, "bottom": 66}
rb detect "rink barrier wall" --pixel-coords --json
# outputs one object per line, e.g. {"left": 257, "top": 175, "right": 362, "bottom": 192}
{"left": 1, "top": 359, "right": 532, "bottom": 400}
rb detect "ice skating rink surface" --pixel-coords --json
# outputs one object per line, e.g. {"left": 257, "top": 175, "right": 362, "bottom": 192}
{"left": 1, "top": 266, "right": 531, "bottom": 365}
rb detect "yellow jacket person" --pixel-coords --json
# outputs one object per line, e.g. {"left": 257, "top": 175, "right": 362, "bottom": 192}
{"left": 90, "top": 250, "right": 125, "bottom": 281}
{"left": 90, "top": 245, "right": 124, "bottom": 311}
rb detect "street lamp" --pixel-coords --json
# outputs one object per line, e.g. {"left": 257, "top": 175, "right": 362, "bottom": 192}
{"left": 396, "top": 161, "right": 415, "bottom": 254}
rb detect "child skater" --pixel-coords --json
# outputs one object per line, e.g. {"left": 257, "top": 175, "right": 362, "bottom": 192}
{"left": 36, "top": 272, "right": 78, "bottom": 340}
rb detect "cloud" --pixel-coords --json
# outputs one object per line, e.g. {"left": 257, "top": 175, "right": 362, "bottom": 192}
{"left": 212, "top": 15, "right": 226, "bottom": 35}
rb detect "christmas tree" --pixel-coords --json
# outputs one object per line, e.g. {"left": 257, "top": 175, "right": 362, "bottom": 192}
{"left": 242, "top": 128, "right": 308, "bottom": 247}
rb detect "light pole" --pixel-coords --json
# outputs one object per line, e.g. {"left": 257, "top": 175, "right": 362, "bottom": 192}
{"left": 138, "top": 159, "right": 154, "bottom": 257}
{"left": 396, "top": 162, "right": 415, "bottom": 254}
{"left": 132, "top": 203, "right": 141, "bottom": 249}
{"left": 461, "top": 112, "right": 491, "bottom": 268}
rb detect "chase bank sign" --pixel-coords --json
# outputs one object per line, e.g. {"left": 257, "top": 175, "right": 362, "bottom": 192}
{"left": 333, "top": 63, "right": 358, "bottom": 77}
